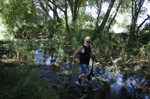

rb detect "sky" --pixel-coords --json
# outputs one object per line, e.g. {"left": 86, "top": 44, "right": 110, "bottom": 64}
{"left": 86, "top": 1, "right": 150, "bottom": 33}
{"left": 0, "top": 19, "right": 6, "bottom": 39}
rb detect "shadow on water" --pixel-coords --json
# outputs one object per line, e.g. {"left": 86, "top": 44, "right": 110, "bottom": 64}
{"left": 34, "top": 47, "right": 150, "bottom": 99}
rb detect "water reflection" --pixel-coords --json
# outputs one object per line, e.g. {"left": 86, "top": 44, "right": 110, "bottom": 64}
{"left": 34, "top": 49, "right": 44, "bottom": 65}
{"left": 100, "top": 67, "right": 150, "bottom": 98}
{"left": 46, "top": 56, "right": 51, "bottom": 65}
{"left": 34, "top": 48, "right": 150, "bottom": 99}
{"left": 34, "top": 49, "right": 57, "bottom": 66}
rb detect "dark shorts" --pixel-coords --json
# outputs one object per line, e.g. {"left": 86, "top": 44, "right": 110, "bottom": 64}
{"left": 80, "top": 64, "right": 90, "bottom": 75}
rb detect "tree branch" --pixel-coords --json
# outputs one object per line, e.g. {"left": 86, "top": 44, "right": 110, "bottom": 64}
{"left": 48, "top": 0, "right": 65, "bottom": 13}
{"left": 38, "top": 0, "right": 49, "bottom": 16}
{"left": 136, "top": 14, "right": 150, "bottom": 33}
{"left": 98, "top": 0, "right": 115, "bottom": 33}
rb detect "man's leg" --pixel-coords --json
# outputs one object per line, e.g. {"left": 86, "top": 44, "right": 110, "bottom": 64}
{"left": 80, "top": 73, "right": 90, "bottom": 86}
{"left": 80, "top": 64, "right": 90, "bottom": 86}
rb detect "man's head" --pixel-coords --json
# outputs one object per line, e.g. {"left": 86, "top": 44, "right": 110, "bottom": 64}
{"left": 84, "top": 37, "right": 91, "bottom": 44}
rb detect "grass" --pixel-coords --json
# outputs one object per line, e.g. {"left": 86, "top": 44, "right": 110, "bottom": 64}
{"left": 0, "top": 62, "right": 60, "bottom": 99}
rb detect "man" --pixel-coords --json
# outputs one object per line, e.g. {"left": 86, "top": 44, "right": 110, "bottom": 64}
{"left": 72, "top": 37, "right": 95, "bottom": 88}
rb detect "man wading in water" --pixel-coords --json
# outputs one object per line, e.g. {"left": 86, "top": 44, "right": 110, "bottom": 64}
{"left": 72, "top": 37, "right": 95, "bottom": 90}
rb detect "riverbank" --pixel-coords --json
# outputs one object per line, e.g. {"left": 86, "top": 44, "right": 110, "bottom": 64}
{"left": 0, "top": 61, "right": 60, "bottom": 99}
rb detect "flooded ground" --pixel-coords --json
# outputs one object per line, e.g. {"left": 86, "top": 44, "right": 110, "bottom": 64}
{"left": 0, "top": 40, "right": 149, "bottom": 99}
{"left": 34, "top": 48, "right": 150, "bottom": 99}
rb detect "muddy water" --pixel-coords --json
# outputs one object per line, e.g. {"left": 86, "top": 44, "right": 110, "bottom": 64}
{"left": 34, "top": 48, "right": 150, "bottom": 99}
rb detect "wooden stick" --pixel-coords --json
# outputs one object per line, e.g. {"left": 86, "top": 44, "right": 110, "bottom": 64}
{"left": 71, "top": 65, "right": 74, "bottom": 86}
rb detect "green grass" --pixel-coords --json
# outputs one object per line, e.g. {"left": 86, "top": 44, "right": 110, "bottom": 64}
{"left": 0, "top": 63, "right": 60, "bottom": 99}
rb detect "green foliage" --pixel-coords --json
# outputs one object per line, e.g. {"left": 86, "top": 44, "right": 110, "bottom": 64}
{"left": 42, "top": 19, "right": 61, "bottom": 38}
{"left": 0, "top": 63, "right": 60, "bottom": 99}
{"left": 13, "top": 18, "right": 62, "bottom": 39}
{"left": 0, "top": 0, "right": 149, "bottom": 84}
{"left": 14, "top": 23, "right": 40, "bottom": 39}
{"left": 92, "top": 30, "right": 122, "bottom": 62}
{"left": 125, "top": 32, "right": 150, "bottom": 54}
{"left": 0, "top": 0, "right": 37, "bottom": 32}
{"left": 68, "top": 10, "right": 95, "bottom": 46}
{"left": 3, "top": 40, "right": 35, "bottom": 64}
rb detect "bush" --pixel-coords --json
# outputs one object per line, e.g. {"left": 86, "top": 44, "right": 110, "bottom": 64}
{"left": 0, "top": 63, "right": 60, "bottom": 99}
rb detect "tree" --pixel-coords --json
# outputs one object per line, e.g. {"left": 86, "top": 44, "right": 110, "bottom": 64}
{"left": 129, "top": 0, "right": 150, "bottom": 39}
{"left": 68, "top": 0, "right": 86, "bottom": 22}
{"left": 136, "top": 14, "right": 150, "bottom": 34}
{"left": 92, "top": 0, "right": 116, "bottom": 39}
{"left": 48, "top": 0, "right": 87, "bottom": 32}
{"left": 98, "top": 0, "right": 115, "bottom": 34}
{"left": 107, "top": 0, "right": 123, "bottom": 30}
{"left": 0, "top": 0, "right": 37, "bottom": 30}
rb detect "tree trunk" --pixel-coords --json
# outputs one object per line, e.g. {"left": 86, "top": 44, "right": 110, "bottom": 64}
{"left": 98, "top": 0, "right": 115, "bottom": 34}
{"left": 136, "top": 15, "right": 150, "bottom": 34}
{"left": 129, "top": 0, "right": 145, "bottom": 40}
{"left": 48, "top": 0, "right": 68, "bottom": 29}
{"left": 53, "top": 0, "right": 56, "bottom": 19}
{"left": 95, "top": 0, "right": 102, "bottom": 28}
{"left": 108, "top": 1, "right": 122, "bottom": 30}
{"left": 65, "top": 0, "right": 70, "bottom": 32}
{"left": 68, "top": 0, "right": 82, "bottom": 22}
{"left": 130, "top": 0, "right": 136, "bottom": 39}
{"left": 38, "top": 0, "right": 49, "bottom": 18}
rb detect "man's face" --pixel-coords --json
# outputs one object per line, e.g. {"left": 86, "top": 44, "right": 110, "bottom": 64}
{"left": 85, "top": 38, "right": 91, "bottom": 44}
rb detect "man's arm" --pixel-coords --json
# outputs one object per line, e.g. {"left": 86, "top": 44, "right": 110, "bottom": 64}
{"left": 72, "top": 46, "right": 83, "bottom": 65}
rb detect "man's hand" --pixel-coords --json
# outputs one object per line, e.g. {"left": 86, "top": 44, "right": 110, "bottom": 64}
{"left": 92, "top": 52, "right": 95, "bottom": 59}
{"left": 72, "top": 62, "right": 75, "bottom": 65}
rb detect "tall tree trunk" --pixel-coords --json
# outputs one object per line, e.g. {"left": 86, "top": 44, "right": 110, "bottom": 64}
{"left": 68, "top": 0, "right": 74, "bottom": 17}
{"left": 68, "top": 0, "right": 82, "bottom": 22}
{"left": 95, "top": 0, "right": 102, "bottom": 28}
{"left": 72, "top": 0, "right": 80, "bottom": 22}
{"left": 98, "top": 0, "right": 115, "bottom": 34}
{"left": 47, "top": 0, "right": 61, "bottom": 23}
{"left": 129, "top": 0, "right": 145, "bottom": 40}
{"left": 46, "top": 0, "right": 48, "bottom": 20}
{"left": 53, "top": 0, "right": 56, "bottom": 19}
{"left": 108, "top": 1, "right": 122, "bottom": 30}
{"left": 53, "top": 5, "right": 61, "bottom": 23}
{"left": 130, "top": 0, "right": 136, "bottom": 39}
{"left": 54, "top": 8, "right": 61, "bottom": 23}
{"left": 48, "top": 0, "right": 68, "bottom": 27}
{"left": 39, "top": 0, "right": 49, "bottom": 18}
{"left": 65, "top": 0, "right": 69, "bottom": 32}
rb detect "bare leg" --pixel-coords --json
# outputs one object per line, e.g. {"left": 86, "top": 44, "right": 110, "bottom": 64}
{"left": 79, "top": 73, "right": 90, "bottom": 86}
